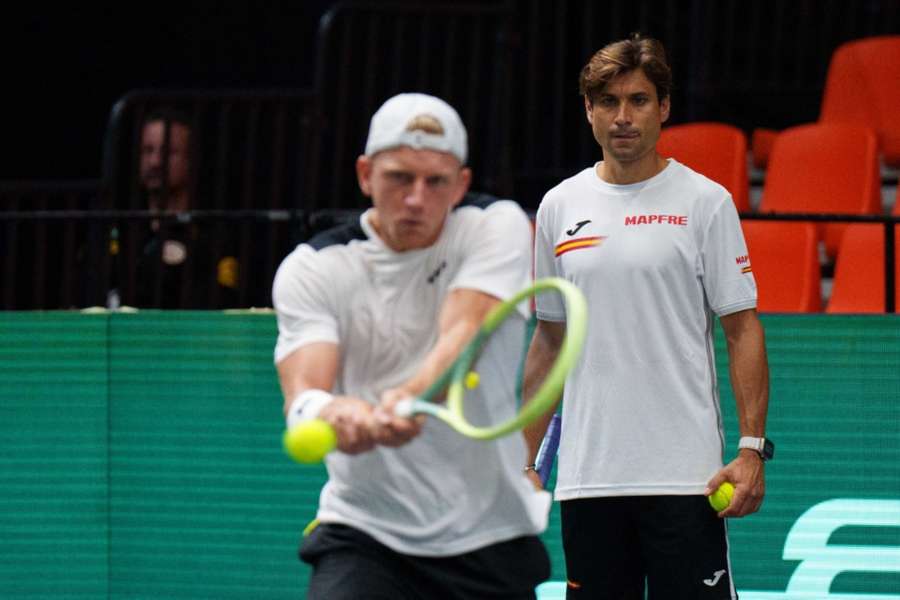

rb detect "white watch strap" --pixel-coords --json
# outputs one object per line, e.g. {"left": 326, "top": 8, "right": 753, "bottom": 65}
{"left": 738, "top": 436, "right": 765, "bottom": 452}
{"left": 286, "top": 389, "right": 334, "bottom": 429}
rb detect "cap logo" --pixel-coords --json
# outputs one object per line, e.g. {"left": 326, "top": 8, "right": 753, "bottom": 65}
{"left": 365, "top": 94, "right": 467, "bottom": 163}
{"left": 405, "top": 114, "right": 444, "bottom": 136}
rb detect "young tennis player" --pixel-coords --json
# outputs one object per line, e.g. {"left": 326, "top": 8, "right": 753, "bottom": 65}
{"left": 272, "top": 93, "right": 551, "bottom": 599}
{"left": 522, "top": 35, "right": 772, "bottom": 598}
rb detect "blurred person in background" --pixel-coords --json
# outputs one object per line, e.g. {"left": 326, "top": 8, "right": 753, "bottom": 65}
{"left": 106, "top": 107, "right": 240, "bottom": 309}
{"left": 139, "top": 107, "right": 194, "bottom": 214}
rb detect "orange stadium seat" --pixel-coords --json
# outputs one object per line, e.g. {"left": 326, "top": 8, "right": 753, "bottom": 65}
{"left": 827, "top": 224, "right": 900, "bottom": 313}
{"left": 742, "top": 221, "right": 821, "bottom": 312}
{"left": 759, "top": 123, "right": 881, "bottom": 259}
{"left": 750, "top": 127, "right": 778, "bottom": 170}
{"left": 752, "top": 36, "right": 900, "bottom": 169}
{"left": 820, "top": 35, "right": 900, "bottom": 168}
{"left": 657, "top": 122, "right": 750, "bottom": 212}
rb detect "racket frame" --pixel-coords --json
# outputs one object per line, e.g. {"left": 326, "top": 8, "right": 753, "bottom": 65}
{"left": 400, "top": 277, "right": 586, "bottom": 440}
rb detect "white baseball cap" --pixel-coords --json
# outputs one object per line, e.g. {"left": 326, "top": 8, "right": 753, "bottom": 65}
{"left": 364, "top": 93, "right": 468, "bottom": 164}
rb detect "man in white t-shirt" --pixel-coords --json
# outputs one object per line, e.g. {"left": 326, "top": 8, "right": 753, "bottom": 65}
{"left": 522, "top": 35, "right": 772, "bottom": 599}
{"left": 273, "top": 93, "right": 551, "bottom": 599}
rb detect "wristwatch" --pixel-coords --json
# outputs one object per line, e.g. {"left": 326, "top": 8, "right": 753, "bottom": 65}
{"left": 738, "top": 436, "right": 775, "bottom": 461}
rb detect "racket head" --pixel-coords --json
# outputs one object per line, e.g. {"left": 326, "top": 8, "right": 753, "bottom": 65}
{"left": 408, "top": 277, "right": 586, "bottom": 440}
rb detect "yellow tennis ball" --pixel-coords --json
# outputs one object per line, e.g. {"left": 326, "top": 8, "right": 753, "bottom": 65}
{"left": 708, "top": 481, "right": 734, "bottom": 512}
{"left": 465, "top": 371, "right": 480, "bottom": 389}
{"left": 283, "top": 419, "right": 337, "bottom": 464}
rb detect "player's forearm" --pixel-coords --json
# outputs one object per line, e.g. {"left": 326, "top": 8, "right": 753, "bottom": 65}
{"left": 523, "top": 409, "right": 558, "bottom": 465}
{"left": 400, "top": 288, "right": 499, "bottom": 397}
{"left": 276, "top": 342, "right": 340, "bottom": 415}
{"left": 722, "top": 311, "right": 770, "bottom": 436}
{"left": 401, "top": 318, "right": 481, "bottom": 396}
{"left": 522, "top": 319, "right": 565, "bottom": 461}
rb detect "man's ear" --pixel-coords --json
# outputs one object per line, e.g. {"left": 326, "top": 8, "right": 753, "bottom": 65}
{"left": 451, "top": 167, "right": 473, "bottom": 208}
{"left": 356, "top": 155, "right": 373, "bottom": 196}
{"left": 584, "top": 95, "right": 594, "bottom": 125}
{"left": 660, "top": 96, "right": 671, "bottom": 124}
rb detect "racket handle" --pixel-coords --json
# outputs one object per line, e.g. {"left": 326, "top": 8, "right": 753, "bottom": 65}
{"left": 535, "top": 413, "right": 561, "bottom": 486}
{"left": 393, "top": 398, "right": 415, "bottom": 418}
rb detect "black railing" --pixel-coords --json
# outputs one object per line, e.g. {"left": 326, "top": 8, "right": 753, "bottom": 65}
{"left": 0, "top": 180, "right": 101, "bottom": 310}
{"left": 0, "top": 209, "right": 309, "bottom": 311}
{"left": 2, "top": 208, "right": 897, "bottom": 312}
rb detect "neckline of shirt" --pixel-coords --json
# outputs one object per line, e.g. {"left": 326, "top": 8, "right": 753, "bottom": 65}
{"left": 359, "top": 208, "right": 436, "bottom": 264}
{"left": 587, "top": 158, "right": 677, "bottom": 195}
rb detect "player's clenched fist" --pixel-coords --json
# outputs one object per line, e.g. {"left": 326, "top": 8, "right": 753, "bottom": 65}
{"left": 319, "top": 396, "right": 377, "bottom": 454}
{"left": 372, "top": 388, "right": 424, "bottom": 447}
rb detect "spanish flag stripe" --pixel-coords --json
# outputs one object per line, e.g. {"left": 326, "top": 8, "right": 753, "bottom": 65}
{"left": 741, "top": 266, "right": 753, "bottom": 273}
{"left": 555, "top": 236, "right": 602, "bottom": 257}
{"left": 556, "top": 241, "right": 598, "bottom": 256}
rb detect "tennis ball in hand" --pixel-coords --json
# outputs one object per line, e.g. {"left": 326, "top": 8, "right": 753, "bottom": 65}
{"left": 283, "top": 419, "right": 337, "bottom": 464}
{"left": 465, "top": 371, "right": 480, "bottom": 389}
{"left": 708, "top": 482, "right": 734, "bottom": 512}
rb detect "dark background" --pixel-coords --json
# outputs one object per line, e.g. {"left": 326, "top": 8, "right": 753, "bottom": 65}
{"left": 2, "top": 2, "right": 332, "bottom": 180}
{"left": 1, "top": 0, "right": 897, "bottom": 183}
{"left": 1, "top": 0, "right": 898, "bottom": 309}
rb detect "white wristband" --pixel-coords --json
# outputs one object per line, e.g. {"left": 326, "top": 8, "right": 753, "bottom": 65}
{"left": 286, "top": 389, "right": 334, "bottom": 429}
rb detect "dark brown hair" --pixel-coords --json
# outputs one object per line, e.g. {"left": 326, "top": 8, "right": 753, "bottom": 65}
{"left": 579, "top": 33, "right": 672, "bottom": 103}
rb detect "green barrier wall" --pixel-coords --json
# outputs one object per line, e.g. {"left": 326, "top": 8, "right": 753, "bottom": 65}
{"left": 1, "top": 313, "right": 898, "bottom": 598}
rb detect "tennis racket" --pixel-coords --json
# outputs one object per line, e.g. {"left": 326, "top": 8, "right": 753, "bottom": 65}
{"left": 285, "top": 276, "right": 586, "bottom": 459}
{"left": 534, "top": 412, "right": 561, "bottom": 486}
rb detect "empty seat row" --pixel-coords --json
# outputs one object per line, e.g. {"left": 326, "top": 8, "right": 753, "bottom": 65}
{"left": 659, "top": 120, "right": 891, "bottom": 263}
{"left": 752, "top": 35, "right": 900, "bottom": 169}
{"left": 743, "top": 222, "right": 899, "bottom": 313}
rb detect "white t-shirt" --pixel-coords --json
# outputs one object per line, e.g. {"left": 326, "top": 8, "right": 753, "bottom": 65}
{"left": 273, "top": 198, "right": 550, "bottom": 556}
{"left": 534, "top": 160, "right": 757, "bottom": 500}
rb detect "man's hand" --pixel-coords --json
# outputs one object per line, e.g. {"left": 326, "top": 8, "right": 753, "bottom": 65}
{"left": 705, "top": 450, "right": 766, "bottom": 518}
{"left": 318, "top": 396, "right": 378, "bottom": 454}
{"left": 371, "top": 388, "right": 425, "bottom": 447}
{"left": 525, "top": 468, "right": 544, "bottom": 490}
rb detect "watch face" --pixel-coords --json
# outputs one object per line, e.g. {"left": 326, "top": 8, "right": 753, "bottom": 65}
{"left": 763, "top": 438, "right": 775, "bottom": 460}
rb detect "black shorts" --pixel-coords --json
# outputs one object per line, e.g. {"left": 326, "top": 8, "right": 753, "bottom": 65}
{"left": 560, "top": 495, "right": 737, "bottom": 600}
{"left": 299, "top": 522, "right": 551, "bottom": 600}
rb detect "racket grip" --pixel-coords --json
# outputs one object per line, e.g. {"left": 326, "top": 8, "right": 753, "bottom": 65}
{"left": 535, "top": 413, "right": 561, "bottom": 486}
{"left": 393, "top": 398, "right": 415, "bottom": 418}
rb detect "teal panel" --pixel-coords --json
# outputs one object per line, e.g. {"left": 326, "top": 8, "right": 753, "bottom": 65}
{"left": 1, "top": 312, "right": 898, "bottom": 597}
{"left": 716, "top": 315, "right": 900, "bottom": 595}
{"left": 0, "top": 312, "right": 109, "bottom": 599}
{"left": 106, "top": 311, "right": 321, "bottom": 599}
{"left": 539, "top": 315, "right": 900, "bottom": 596}
{"left": 540, "top": 469, "right": 566, "bottom": 582}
